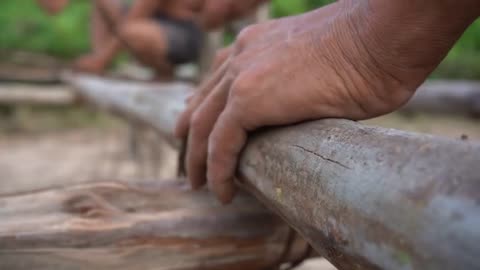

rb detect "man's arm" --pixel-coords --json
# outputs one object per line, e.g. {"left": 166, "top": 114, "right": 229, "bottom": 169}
{"left": 347, "top": 0, "right": 480, "bottom": 95}
{"left": 94, "top": 0, "right": 125, "bottom": 26}
{"left": 95, "top": 0, "right": 162, "bottom": 25}
{"left": 176, "top": 0, "right": 480, "bottom": 203}
{"left": 36, "top": 0, "right": 69, "bottom": 15}
{"left": 78, "top": 0, "right": 163, "bottom": 71}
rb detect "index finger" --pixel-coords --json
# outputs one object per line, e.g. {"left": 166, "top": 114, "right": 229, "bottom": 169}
{"left": 175, "top": 60, "right": 229, "bottom": 139}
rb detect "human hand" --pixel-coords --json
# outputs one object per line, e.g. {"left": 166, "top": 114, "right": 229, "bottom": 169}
{"left": 176, "top": 0, "right": 475, "bottom": 203}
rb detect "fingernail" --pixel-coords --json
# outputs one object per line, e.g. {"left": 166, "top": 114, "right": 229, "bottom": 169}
{"left": 215, "top": 181, "right": 236, "bottom": 205}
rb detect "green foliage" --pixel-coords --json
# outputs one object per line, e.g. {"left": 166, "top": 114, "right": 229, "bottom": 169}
{"left": 271, "top": 0, "right": 310, "bottom": 17}
{"left": 271, "top": 0, "right": 333, "bottom": 17}
{"left": 0, "top": 0, "right": 90, "bottom": 58}
{"left": 432, "top": 19, "right": 480, "bottom": 79}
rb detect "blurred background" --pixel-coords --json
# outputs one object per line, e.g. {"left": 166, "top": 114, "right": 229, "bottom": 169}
{"left": 1, "top": 0, "right": 479, "bottom": 132}
{"left": 2, "top": 0, "right": 480, "bottom": 78}
{"left": 0, "top": 2, "right": 479, "bottom": 270}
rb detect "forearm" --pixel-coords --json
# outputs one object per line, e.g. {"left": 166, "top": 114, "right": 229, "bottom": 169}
{"left": 94, "top": 0, "right": 160, "bottom": 59}
{"left": 95, "top": 0, "right": 124, "bottom": 26}
{"left": 348, "top": 0, "right": 480, "bottom": 88}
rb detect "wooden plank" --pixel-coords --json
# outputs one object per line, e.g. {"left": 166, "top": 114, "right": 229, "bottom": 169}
{"left": 0, "top": 63, "right": 62, "bottom": 84}
{"left": 66, "top": 73, "right": 192, "bottom": 145}
{"left": 0, "top": 51, "right": 65, "bottom": 83}
{"left": 66, "top": 74, "right": 480, "bottom": 270}
{"left": 0, "top": 84, "right": 78, "bottom": 106}
{"left": 0, "top": 179, "right": 310, "bottom": 270}
{"left": 402, "top": 80, "right": 480, "bottom": 117}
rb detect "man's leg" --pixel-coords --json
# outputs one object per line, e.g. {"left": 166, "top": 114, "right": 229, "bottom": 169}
{"left": 91, "top": 0, "right": 124, "bottom": 51}
{"left": 119, "top": 19, "right": 174, "bottom": 79}
{"left": 74, "top": 0, "right": 124, "bottom": 74}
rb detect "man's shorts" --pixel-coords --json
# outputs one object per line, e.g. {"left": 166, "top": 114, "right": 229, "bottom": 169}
{"left": 154, "top": 14, "right": 204, "bottom": 65}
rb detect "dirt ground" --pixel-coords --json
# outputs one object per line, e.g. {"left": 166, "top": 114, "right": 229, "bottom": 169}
{"left": 0, "top": 104, "right": 479, "bottom": 270}
{"left": 0, "top": 125, "right": 179, "bottom": 194}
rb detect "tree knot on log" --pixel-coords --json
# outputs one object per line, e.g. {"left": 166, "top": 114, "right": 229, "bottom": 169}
{"left": 63, "top": 191, "right": 123, "bottom": 219}
{"left": 292, "top": 144, "right": 351, "bottom": 170}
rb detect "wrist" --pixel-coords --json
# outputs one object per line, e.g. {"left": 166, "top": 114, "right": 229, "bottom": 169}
{"left": 304, "top": 2, "right": 417, "bottom": 116}
{"left": 349, "top": 0, "right": 479, "bottom": 90}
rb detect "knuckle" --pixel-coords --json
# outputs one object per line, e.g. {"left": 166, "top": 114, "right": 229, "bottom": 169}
{"left": 190, "top": 111, "right": 205, "bottom": 132}
{"left": 179, "top": 107, "right": 194, "bottom": 126}
{"left": 207, "top": 144, "right": 224, "bottom": 169}
{"left": 213, "top": 47, "right": 231, "bottom": 67}
{"left": 236, "top": 25, "right": 258, "bottom": 45}
{"left": 208, "top": 130, "right": 227, "bottom": 159}
{"left": 230, "top": 71, "right": 256, "bottom": 98}
{"left": 208, "top": 131, "right": 222, "bottom": 150}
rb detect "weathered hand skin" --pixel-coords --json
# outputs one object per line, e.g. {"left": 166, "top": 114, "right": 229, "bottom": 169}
{"left": 175, "top": 0, "right": 480, "bottom": 203}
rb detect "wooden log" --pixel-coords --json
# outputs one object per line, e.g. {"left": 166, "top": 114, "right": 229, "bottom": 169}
{"left": 402, "top": 80, "right": 480, "bottom": 117}
{"left": 66, "top": 74, "right": 480, "bottom": 270}
{"left": 0, "top": 65, "right": 62, "bottom": 84}
{"left": 66, "top": 73, "right": 192, "bottom": 145}
{"left": 0, "top": 179, "right": 310, "bottom": 270}
{"left": 0, "top": 51, "right": 65, "bottom": 83}
{"left": 0, "top": 83, "right": 78, "bottom": 106}
{"left": 240, "top": 120, "right": 480, "bottom": 270}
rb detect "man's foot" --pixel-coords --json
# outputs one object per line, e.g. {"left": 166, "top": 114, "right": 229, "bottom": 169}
{"left": 152, "top": 70, "right": 175, "bottom": 82}
{"left": 150, "top": 64, "right": 175, "bottom": 82}
{"left": 72, "top": 54, "right": 108, "bottom": 75}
